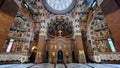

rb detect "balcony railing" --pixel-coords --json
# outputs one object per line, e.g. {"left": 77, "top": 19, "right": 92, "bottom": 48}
{"left": 89, "top": 52, "right": 120, "bottom": 63}
{"left": 0, "top": 53, "right": 29, "bottom": 63}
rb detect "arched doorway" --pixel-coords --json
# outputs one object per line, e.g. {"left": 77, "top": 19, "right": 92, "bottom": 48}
{"left": 57, "top": 51, "right": 63, "bottom": 63}
{"left": 72, "top": 51, "right": 75, "bottom": 62}
{"left": 29, "top": 49, "right": 37, "bottom": 63}
{"left": 45, "top": 52, "right": 49, "bottom": 63}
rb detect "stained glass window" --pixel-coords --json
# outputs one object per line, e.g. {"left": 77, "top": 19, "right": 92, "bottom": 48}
{"left": 46, "top": 0, "right": 73, "bottom": 11}
{"left": 6, "top": 39, "right": 14, "bottom": 52}
{"left": 108, "top": 38, "right": 116, "bottom": 52}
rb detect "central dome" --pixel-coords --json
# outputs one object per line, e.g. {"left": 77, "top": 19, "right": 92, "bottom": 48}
{"left": 46, "top": 0, "right": 73, "bottom": 11}
{"left": 43, "top": 0, "right": 76, "bottom": 14}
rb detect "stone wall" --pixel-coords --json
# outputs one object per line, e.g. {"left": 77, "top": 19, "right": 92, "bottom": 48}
{"left": 100, "top": 0, "right": 120, "bottom": 51}
{"left": 0, "top": 0, "right": 18, "bottom": 51}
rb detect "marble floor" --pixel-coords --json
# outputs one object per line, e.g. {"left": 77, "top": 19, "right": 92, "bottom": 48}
{"left": 0, "top": 63, "right": 120, "bottom": 68}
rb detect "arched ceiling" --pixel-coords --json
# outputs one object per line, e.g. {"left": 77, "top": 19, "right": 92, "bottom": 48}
{"left": 14, "top": 0, "right": 96, "bottom": 16}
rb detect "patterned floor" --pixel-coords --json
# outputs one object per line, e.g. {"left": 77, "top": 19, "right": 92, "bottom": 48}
{"left": 0, "top": 63, "right": 120, "bottom": 68}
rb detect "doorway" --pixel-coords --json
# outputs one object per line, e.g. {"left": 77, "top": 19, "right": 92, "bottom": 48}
{"left": 29, "top": 49, "right": 37, "bottom": 63}
{"left": 72, "top": 51, "right": 75, "bottom": 62}
{"left": 44, "top": 52, "right": 49, "bottom": 63}
{"left": 57, "top": 51, "right": 63, "bottom": 63}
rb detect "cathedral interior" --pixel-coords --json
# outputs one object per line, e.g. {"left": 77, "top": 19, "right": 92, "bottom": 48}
{"left": 0, "top": 0, "right": 120, "bottom": 68}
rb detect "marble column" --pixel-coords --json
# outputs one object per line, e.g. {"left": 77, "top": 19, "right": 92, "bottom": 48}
{"left": 75, "top": 35, "right": 86, "bottom": 63}
{"left": 35, "top": 36, "right": 46, "bottom": 63}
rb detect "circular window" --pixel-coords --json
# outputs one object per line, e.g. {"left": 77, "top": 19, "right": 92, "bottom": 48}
{"left": 43, "top": 0, "right": 76, "bottom": 14}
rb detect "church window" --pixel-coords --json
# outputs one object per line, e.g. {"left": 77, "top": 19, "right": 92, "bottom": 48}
{"left": 6, "top": 39, "right": 14, "bottom": 52}
{"left": 108, "top": 38, "right": 116, "bottom": 52}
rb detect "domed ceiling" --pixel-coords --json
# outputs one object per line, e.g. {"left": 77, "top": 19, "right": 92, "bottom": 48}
{"left": 43, "top": 0, "right": 76, "bottom": 14}
{"left": 46, "top": 0, "right": 73, "bottom": 11}
{"left": 15, "top": 0, "right": 96, "bottom": 16}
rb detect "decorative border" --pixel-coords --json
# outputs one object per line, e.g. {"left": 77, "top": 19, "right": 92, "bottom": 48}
{"left": 42, "top": 0, "right": 76, "bottom": 14}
